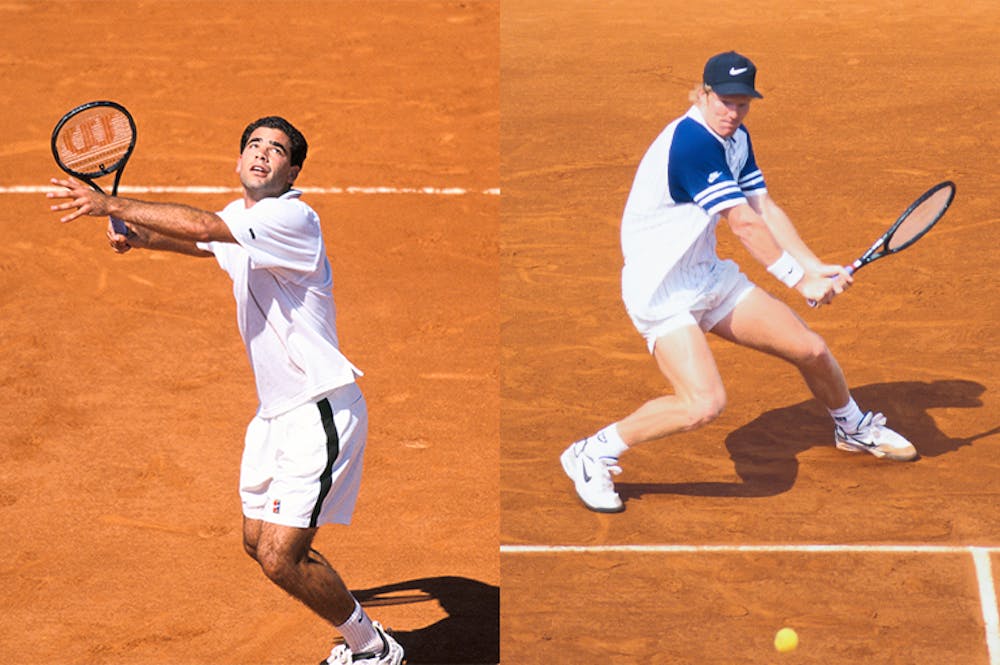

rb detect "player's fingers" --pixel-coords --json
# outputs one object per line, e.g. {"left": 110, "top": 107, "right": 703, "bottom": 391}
{"left": 58, "top": 205, "right": 90, "bottom": 223}
{"left": 48, "top": 176, "right": 79, "bottom": 191}
{"left": 834, "top": 265, "right": 853, "bottom": 285}
{"left": 109, "top": 238, "right": 132, "bottom": 254}
{"left": 50, "top": 197, "right": 90, "bottom": 214}
{"left": 819, "top": 264, "right": 851, "bottom": 282}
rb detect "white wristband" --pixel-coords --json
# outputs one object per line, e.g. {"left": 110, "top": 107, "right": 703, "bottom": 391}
{"left": 766, "top": 251, "right": 805, "bottom": 288}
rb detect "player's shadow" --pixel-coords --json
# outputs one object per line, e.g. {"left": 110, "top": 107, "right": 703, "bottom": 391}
{"left": 616, "top": 379, "right": 995, "bottom": 502}
{"left": 353, "top": 575, "right": 499, "bottom": 664}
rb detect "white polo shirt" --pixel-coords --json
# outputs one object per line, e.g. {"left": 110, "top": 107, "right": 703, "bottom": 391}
{"left": 620, "top": 105, "right": 767, "bottom": 317}
{"left": 199, "top": 189, "right": 361, "bottom": 418}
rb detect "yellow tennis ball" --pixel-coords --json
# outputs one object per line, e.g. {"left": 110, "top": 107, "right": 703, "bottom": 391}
{"left": 774, "top": 627, "right": 799, "bottom": 653}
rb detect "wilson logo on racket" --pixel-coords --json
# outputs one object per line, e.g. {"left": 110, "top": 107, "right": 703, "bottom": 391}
{"left": 57, "top": 111, "right": 128, "bottom": 157}
{"left": 51, "top": 100, "right": 137, "bottom": 236}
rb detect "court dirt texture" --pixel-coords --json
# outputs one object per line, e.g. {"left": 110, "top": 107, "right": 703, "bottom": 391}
{"left": 2, "top": 1, "right": 999, "bottom": 665}
{"left": 501, "top": 1, "right": 999, "bottom": 663}
{"left": 3, "top": 2, "right": 497, "bottom": 664}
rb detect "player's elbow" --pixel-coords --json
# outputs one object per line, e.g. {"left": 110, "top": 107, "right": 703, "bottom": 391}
{"left": 725, "top": 205, "right": 767, "bottom": 243}
{"left": 191, "top": 213, "right": 232, "bottom": 243}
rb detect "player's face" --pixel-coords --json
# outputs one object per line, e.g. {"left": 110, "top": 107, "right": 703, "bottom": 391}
{"left": 237, "top": 127, "right": 301, "bottom": 201}
{"left": 702, "top": 91, "right": 753, "bottom": 138}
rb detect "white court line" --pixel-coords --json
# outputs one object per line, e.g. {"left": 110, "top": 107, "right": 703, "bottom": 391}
{"left": 503, "top": 543, "right": 1000, "bottom": 663}
{"left": 973, "top": 548, "right": 1000, "bottom": 665}
{"left": 1, "top": 185, "right": 500, "bottom": 195}
{"left": 500, "top": 543, "right": 999, "bottom": 554}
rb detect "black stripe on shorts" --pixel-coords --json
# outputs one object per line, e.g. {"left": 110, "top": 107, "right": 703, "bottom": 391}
{"left": 310, "top": 397, "right": 341, "bottom": 528}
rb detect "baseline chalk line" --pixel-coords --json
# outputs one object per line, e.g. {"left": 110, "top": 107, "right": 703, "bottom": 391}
{"left": 1, "top": 185, "right": 500, "bottom": 196}
{"left": 500, "top": 543, "right": 1000, "bottom": 554}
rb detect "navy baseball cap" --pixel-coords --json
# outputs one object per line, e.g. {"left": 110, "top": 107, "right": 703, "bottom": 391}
{"left": 703, "top": 51, "right": 763, "bottom": 99}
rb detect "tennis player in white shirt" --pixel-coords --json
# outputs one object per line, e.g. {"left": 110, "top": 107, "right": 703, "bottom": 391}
{"left": 49, "top": 116, "right": 403, "bottom": 665}
{"left": 560, "top": 52, "right": 917, "bottom": 514}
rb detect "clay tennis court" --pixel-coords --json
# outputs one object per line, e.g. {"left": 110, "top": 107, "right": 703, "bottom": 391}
{"left": 2, "top": 2, "right": 497, "bottom": 664}
{"left": 501, "top": 1, "right": 999, "bottom": 663}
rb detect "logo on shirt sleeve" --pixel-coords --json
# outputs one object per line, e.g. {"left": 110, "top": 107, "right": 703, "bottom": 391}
{"left": 708, "top": 170, "right": 723, "bottom": 184}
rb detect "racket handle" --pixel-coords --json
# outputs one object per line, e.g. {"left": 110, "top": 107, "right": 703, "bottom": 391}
{"left": 110, "top": 216, "right": 128, "bottom": 236}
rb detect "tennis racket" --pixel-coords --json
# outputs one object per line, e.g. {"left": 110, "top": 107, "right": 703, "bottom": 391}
{"left": 809, "top": 180, "right": 956, "bottom": 307}
{"left": 51, "top": 100, "right": 136, "bottom": 235}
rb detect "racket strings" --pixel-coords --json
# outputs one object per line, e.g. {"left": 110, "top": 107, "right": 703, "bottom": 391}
{"left": 54, "top": 109, "right": 134, "bottom": 176}
{"left": 887, "top": 185, "right": 954, "bottom": 251}
{"left": 57, "top": 141, "right": 131, "bottom": 172}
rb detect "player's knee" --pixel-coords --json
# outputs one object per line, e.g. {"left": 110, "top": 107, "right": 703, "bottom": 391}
{"left": 797, "top": 332, "right": 832, "bottom": 367}
{"left": 684, "top": 391, "right": 726, "bottom": 429}
{"left": 255, "top": 545, "right": 298, "bottom": 588}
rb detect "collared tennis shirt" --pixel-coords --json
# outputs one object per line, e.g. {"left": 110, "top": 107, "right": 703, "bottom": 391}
{"left": 199, "top": 189, "right": 361, "bottom": 418}
{"left": 620, "top": 105, "right": 767, "bottom": 317}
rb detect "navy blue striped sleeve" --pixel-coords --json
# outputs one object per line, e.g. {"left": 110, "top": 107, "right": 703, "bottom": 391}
{"left": 667, "top": 118, "right": 746, "bottom": 215}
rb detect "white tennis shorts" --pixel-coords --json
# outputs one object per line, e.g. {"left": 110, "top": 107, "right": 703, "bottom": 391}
{"left": 628, "top": 257, "right": 755, "bottom": 353}
{"left": 240, "top": 382, "right": 367, "bottom": 528}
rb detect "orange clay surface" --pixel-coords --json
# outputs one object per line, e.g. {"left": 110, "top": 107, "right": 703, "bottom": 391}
{"left": 501, "top": 1, "right": 999, "bottom": 663}
{"left": 1, "top": 2, "right": 497, "bottom": 664}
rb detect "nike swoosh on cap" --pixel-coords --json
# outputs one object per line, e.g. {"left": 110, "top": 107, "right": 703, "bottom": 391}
{"left": 729, "top": 66, "right": 749, "bottom": 76}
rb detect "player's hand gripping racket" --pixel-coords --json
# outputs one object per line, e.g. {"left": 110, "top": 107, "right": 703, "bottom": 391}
{"left": 51, "top": 100, "right": 136, "bottom": 235}
{"left": 809, "top": 180, "right": 956, "bottom": 307}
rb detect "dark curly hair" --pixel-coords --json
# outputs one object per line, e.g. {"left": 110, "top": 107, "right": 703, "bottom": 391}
{"left": 239, "top": 116, "right": 308, "bottom": 167}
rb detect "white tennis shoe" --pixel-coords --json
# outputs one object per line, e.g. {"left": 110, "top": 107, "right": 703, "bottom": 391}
{"left": 560, "top": 438, "right": 625, "bottom": 513}
{"left": 835, "top": 411, "right": 917, "bottom": 461}
{"left": 323, "top": 623, "right": 403, "bottom": 665}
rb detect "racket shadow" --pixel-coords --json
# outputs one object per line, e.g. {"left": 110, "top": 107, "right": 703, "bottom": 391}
{"left": 352, "top": 575, "right": 499, "bottom": 664}
{"left": 616, "top": 379, "right": 990, "bottom": 501}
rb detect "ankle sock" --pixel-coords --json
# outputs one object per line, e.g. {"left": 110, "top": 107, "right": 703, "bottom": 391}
{"left": 829, "top": 398, "right": 865, "bottom": 433}
{"left": 587, "top": 423, "right": 629, "bottom": 460}
{"left": 335, "top": 599, "right": 382, "bottom": 654}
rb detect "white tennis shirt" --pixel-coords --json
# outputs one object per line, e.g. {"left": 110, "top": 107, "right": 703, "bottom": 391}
{"left": 620, "top": 105, "right": 767, "bottom": 317}
{"left": 198, "top": 189, "right": 361, "bottom": 418}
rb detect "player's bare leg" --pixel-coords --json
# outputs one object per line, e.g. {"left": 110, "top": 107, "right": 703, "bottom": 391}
{"left": 561, "top": 324, "right": 729, "bottom": 511}
{"left": 242, "top": 517, "right": 355, "bottom": 624}
{"left": 711, "top": 287, "right": 916, "bottom": 460}
{"left": 615, "top": 324, "right": 728, "bottom": 445}
{"left": 243, "top": 518, "right": 404, "bottom": 663}
{"left": 709, "top": 287, "right": 850, "bottom": 409}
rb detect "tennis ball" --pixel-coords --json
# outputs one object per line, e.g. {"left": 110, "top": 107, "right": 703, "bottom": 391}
{"left": 774, "top": 627, "right": 799, "bottom": 653}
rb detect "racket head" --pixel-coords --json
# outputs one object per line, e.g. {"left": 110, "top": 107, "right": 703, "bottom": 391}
{"left": 884, "top": 180, "right": 956, "bottom": 253}
{"left": 50, "top": 101, "right": 136, "bottom": 184}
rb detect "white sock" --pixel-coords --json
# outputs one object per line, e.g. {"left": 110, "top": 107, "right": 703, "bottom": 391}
{"left": 829, "top": 398, "right": 865, "bottom": 433}
{"left": 335, "top": 599, "right": 382, "bottom": 654}
{"left": 587, "top": 423, "right": 629, "bottom": 460}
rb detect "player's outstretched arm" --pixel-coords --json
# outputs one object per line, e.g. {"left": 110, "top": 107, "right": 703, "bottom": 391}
{"left": 49, "top": 176, "right": 234, "bottom": 244}
{"left": 722, "top": 202, "right": 844, "bottom": 305}
{"left": 106, "top": 219, "right": 212, "bottom": 257}
{"left": 751, "top": 193, "right": 853, "bottom": 292}
{"left": 749, "top": 193, "right": 822, "bottom": 269}
{"left": 50, "top": 176, "right": 224, "bottom": 258}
